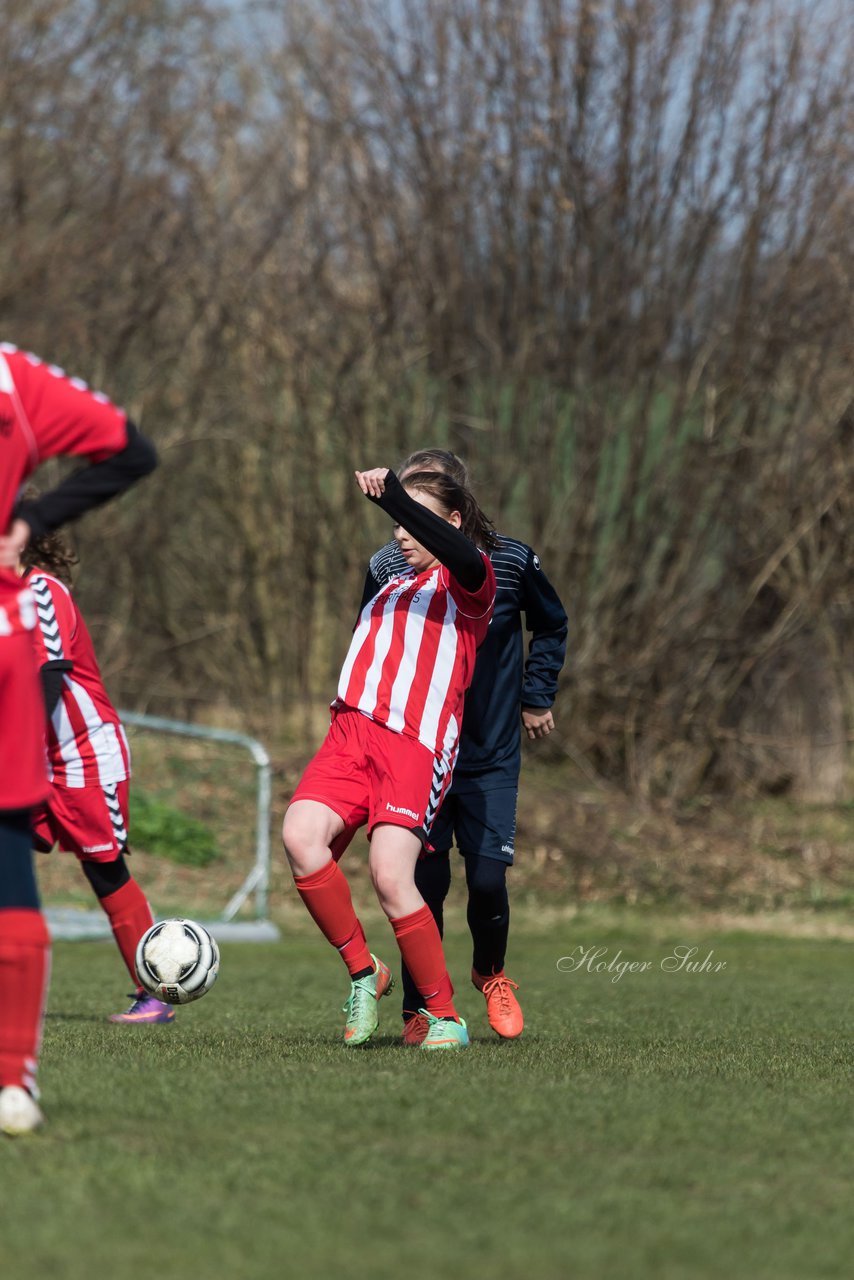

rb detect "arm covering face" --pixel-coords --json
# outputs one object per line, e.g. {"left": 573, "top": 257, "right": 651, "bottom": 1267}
{"left": 368, "top": 472, "right": 486, "bottom": 591}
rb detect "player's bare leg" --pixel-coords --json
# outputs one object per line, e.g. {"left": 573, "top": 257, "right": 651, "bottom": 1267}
{"left": 285, "top": 800, "right": 393, "bottom": 1045}
{"left": 371, "top": 825, "right": 468, "bottom": 1049}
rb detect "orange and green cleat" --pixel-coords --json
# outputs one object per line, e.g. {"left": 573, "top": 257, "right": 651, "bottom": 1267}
{"left": 401, "top": 1011, "right": 430, "bottom": 1046}
{"left": 342, "top": 954, "right": 394, "bottom": 1046}
{"left": 472, "top": 969, "right": 524, "bottom": 1039}
{"left": 420, "top": 1011, "right": 469, "bottom": 1051}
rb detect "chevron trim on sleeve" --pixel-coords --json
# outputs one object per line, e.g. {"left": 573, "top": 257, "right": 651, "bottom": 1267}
{"left": 28, "top": 574, "right": 65, "bottom": 661}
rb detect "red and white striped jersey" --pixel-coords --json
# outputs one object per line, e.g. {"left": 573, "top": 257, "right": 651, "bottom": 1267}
{"left": 335, "top": 553, "right": 496, "bottom": 763}
{"left": 25, "top": 569, "right": 130, "bottom": 789}
{"left": 0, "top": 343, "right": 128, "bottom": 637}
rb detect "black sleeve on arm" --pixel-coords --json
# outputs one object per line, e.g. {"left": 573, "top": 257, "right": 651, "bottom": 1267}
{"left": 368, "top": 471, "right": 486, "bottom": 592}
{"left": 40, "top": 660, "right": 72, "bottom": 718}
{"left": 15, "top": 420, "right": 158, "bottom": 540}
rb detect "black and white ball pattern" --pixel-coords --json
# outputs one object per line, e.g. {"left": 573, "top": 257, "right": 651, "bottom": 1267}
{"left": 136, "top": 918, "right": 220, "bottom": 1005}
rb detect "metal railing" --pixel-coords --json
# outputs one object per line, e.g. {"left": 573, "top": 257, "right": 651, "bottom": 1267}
{"left": 118, "top": 710, "right": 273, "bottom": 924}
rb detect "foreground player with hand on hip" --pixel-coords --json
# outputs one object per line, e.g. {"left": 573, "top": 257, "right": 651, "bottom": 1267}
{"left": 0, "top": 344, "right": 157, "bottom": 1135}
{"left": 283, "top": 464, "right": 496, "bottom": 1050}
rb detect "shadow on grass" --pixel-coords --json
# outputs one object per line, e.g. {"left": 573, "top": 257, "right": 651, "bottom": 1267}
{"left": 44, "top": 1012, "right": 108, "bottom": 1023}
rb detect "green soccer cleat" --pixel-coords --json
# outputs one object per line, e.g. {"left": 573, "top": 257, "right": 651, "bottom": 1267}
{"left": 420, "top": 1010, "right": 470, "bottom": 1051}
{"left": 342, "top": 954, "right": 394, "bottom": 1046}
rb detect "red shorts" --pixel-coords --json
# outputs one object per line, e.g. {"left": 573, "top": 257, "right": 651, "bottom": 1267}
{"left": 31, "top": 779, "right": 129, "bottom": 862}
{"left": 0, "top": 629, "right": 49, "bottom": 810}
{"left": 290, "top": 709, "right": 454, "bottom": 858}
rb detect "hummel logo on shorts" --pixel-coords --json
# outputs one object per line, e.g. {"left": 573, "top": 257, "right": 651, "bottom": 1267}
{"left": 386, "top": 803, "right": 420, "bottom": 821}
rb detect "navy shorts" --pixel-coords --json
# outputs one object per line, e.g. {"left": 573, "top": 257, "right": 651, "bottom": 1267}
{"left": 427, "top": 784, "right": 518, "bottom": 864}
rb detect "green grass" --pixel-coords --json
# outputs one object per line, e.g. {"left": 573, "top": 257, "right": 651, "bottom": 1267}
{"left": 130, "top": 790, "right": 220, "bottom": 866}
{"left": 4, "top": 913, "right": 854, "bottom": 1279}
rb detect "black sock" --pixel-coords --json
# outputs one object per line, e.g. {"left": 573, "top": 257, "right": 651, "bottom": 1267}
{"left": 351, "top": 965, "right": 373, "bottom": 981}
{"left": 464, "top": 853, "right": 510, "bottom": 976}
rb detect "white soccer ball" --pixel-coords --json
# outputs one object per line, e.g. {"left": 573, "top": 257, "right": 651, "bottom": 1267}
{"left": 135, "top": 918, "right": 220, "bottom": 1005}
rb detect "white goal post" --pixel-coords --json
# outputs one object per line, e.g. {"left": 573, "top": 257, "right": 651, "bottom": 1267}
{"left": 45, "top": 711, "right": 280, "bottom": 942}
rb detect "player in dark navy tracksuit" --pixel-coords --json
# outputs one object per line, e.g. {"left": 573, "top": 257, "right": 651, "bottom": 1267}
{"left": 361, "top": 450, "right": 567, "bottom": 1041}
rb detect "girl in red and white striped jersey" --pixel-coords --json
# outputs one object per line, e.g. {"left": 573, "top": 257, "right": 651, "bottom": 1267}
{"left": 283, "top": 465, "right": 497, "bottom": 1051}
{"left": 17, "top": 517, "right": 172, "bottom": 1027}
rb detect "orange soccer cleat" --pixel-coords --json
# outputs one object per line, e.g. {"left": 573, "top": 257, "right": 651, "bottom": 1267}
{"left": 472, "top": 968, "right": 524, "bottom": 1039}
{"left": 401, "top": 1011, "right": 430, "bottom": 1046}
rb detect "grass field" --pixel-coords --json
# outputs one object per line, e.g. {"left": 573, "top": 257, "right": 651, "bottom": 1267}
{"left": 3, "top": 909, "right": 853, "bottom": 1280}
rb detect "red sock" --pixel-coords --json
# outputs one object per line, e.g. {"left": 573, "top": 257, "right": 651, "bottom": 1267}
{"left": 0, "top": 908, "right": 51, "bottom": 1093}
{"left": 295, "top": 860, "right": 372, "bottom": 976}
{"left": 391, "top": 904, "right": 457, "bottom": 1019}
{"left": 99, "top": 879, "right": 155, "bottom": 987}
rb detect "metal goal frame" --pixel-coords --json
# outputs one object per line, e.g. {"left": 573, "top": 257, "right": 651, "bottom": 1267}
{"left": 45, "top": 711, "right": 280, "bottom": 942}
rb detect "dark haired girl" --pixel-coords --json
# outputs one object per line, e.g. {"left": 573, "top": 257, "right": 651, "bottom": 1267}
{"left": 282, "top": 464, "right": 496, "bottom": 1051}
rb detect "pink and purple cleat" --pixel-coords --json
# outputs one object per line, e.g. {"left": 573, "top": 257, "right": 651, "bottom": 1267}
{"left": 109, "top": 990, "right": 176, "bottom": 1024}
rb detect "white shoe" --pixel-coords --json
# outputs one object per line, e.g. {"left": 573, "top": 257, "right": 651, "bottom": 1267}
{"left": 0, "top": 1085, "right": 44, "bottom": 1136}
